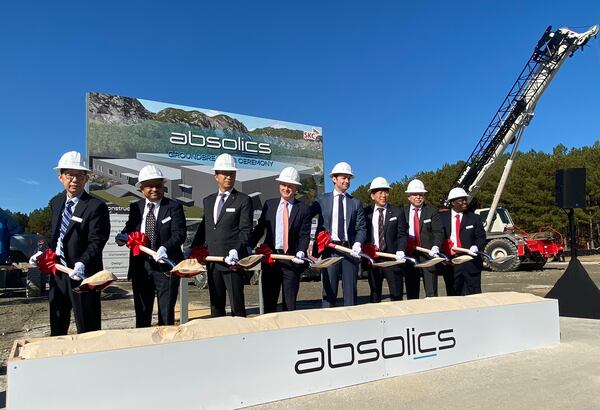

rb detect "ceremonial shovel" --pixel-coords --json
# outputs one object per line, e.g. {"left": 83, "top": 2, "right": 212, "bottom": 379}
{"left": 138, "top": 245, "right": 207, "bottom": 277}
{"left": 414, "top": 246, "right": 465, "bottom": 266}
{"left": 254, "top": 244, "right": 343, "bottom": 269}
{"left": 360, "top": 243, "right": 443, "bottom": 268}
{"left": 451, "top": 246, "right": 515, "bottom": 264}
{"left": 52, "top": 264, "right": 117, "bottom": 292}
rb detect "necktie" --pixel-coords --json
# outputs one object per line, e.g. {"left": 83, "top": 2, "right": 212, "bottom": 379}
{"left": 215, "top": 193, "right": 226, "bottom": 224}
{"left": 378, "top": 208, "right": 386, "bottom": 251}
{"left": 413, "top": 207, "right": 421, "bottom": 246}
{"left": 146, "top": 203, "right": 156, "bottom": 250}
{"left": 337, "top": 194, "right": 345, "bottom": 241}
{"left": 455, "top": 214, "right": 462, "bottom": 248}
{"left": 283, "top": 201, "right": 289, "bottom": 253}
{"left": 58, "top": 200, "right": 74, "bottom": 265}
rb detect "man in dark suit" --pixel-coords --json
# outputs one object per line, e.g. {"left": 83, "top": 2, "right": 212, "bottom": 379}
{"left": 48, "top": 151, "right": 110, "bottom": 335}
{"left": 118, "top": 165, "right": 186, "bottom": 327}
{"left": 311, "top": 162, "right": 367, "bottom": 307}
{"left": 249, "top": 167, "right": 311, "bottom": 312}
{"left": 192, "top": 153, "right": 253, "bottom": 317}
{"left": 403, "top": 179, "right": 444, "bottom": 298}
{"left": 440, "top": 187, "right": 486, "bottom": 296}
{"left": 363, "top": 177, "right": 408, "bottom": 302}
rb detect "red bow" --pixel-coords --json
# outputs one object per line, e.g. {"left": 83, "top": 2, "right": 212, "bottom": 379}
{"left": 189, "top": 247, "right": 210, "bottom": 264}
{"left": 316, "top": 231, "right": 334, "bottom": 254}
{"left": 36, "top": 249, "right": 58, "bottom": 275}
{"left": 127, "top": 232, "right": 149, "bottom": 256}
{"left": 442, "top": 239, "right": 455, "bottom": 256}
{"left": 255, "top": 243, "right": 275, "bottom": 265}
{"left": 361, "top": 243, "right": 379, "bottom": 259}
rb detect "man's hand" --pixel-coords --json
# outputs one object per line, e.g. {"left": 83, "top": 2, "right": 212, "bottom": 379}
{"left": 225, "top": 249, "right": 239, "bottom": 266}
{"left": 468, "top": 245, "right": 479, "bottom": 257}
{"left": 350, "top": 242, "right": 362, "bottom": 258}
{"left": 429, "top": 246, "right": 440, "bottom": 257}
{"left": 292, "top": 251, "right": 305, "bottom": 264}
{"left": 153, "top": 246, "right": 168, "bottom": 263}
{"left": 70, "top": 262, "right": 86, "bottom": 281}
{"left": 395, "top": 251, "right": 405, "bottom": 262}
{"left": 28, "top": 251, "right": 43, "bottom": 267}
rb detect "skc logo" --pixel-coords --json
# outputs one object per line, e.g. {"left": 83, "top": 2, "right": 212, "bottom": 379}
{"left": 303, "top": 128, "right": 321, "bottom": 141}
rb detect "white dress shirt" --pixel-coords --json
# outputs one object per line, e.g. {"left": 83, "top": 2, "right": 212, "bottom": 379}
{"left": 450, "top": 209, "right": 463, "bottom": 246}
{"left": 331, "top": 190, "right": 348, "bottom": 241}
{"left": 408, "top": 206, "right": 421, "bottom": 239}
{"left": 141, "top": 198, "right": 161, "bottom": 234}
{"left": 275, "top": 198, "right": 294, "bottom": 250}
{"left": 213, "top": 189, "right": 232, "bottom": 224}
{"left": 371, "top": 205, "right": 387, "bottom": 248}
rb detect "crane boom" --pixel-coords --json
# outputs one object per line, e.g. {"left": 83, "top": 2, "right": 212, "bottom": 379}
{"left": 453, "top": 25, "right": 598, "bottom": 203}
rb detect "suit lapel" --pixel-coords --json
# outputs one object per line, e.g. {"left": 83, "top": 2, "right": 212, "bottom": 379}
{"left": 288, "top": 200, "right": 300, "bottom": 228}
{"left": 157, "top": 198, "right": 169, "bottom": 227}
{"left": 344, "top": 194, "right": 352, "bottom": 231}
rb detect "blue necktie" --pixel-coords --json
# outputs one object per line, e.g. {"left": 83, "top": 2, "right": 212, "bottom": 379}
{"left": 58, "top": 200, "right": 74, "bottom": 265}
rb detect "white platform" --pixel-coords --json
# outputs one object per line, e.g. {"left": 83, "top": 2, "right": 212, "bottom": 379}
{"left": 7, "top": 292, "right": 559, "bottom": 409}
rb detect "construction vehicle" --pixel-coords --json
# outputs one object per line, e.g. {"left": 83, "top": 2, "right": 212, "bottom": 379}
{"left": 450, "top": 25, "right": 598, "bottom": 272}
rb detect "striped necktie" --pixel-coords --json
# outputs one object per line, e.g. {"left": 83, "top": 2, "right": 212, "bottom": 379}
{"left": 58, "top": 200, "right": 74, "bottom": 265}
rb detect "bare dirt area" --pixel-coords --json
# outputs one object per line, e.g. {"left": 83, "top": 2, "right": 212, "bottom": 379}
{"left": 2, "top": 256, "right": 600, "bottom": 407}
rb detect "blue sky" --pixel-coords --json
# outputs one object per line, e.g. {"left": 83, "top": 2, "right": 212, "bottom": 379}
{"left": 1, "top": 1, "right": 599, "bottom": 213}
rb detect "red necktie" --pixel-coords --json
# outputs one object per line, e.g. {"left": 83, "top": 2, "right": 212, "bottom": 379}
{"left": 455, "top": 214, "right": 462, "bottom": 248}
{"left": 413, "top": 208, "right": 421, "bottom": 246}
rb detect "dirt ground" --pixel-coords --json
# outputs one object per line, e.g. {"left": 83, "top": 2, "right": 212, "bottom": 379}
{"left": 2, "top": 256, "right": 600, "bottom": 407}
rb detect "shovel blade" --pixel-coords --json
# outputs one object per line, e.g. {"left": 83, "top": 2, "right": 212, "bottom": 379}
{"left": 310, "top": 256, "right": 343, "bottom": 269}
{"left": 235, "top": 254, "right": 264, "bottom": 269}
{"left": 372, "top": 260, "right": 404, "bottom": 268}
{"left": 415, "top": 257, "right": 444, "bottom": 268}
{"left": 452, "top": 255, "right": 474, "bottom": 265}
{"left": 490, "top": 255, "right": 517, "bottom": 264}
{"left": 170, "top": 259, "right": 207, "bottom": 277}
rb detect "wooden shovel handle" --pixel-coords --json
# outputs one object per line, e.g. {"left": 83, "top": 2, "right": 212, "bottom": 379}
{"left": 416, "top": 246, "right": 431, "bottom": 253}
{"left": 452, "top": 246, "right": 473, "bottom": 254}
{"left": 205, "top": 256, "right": 226, "bottom": 262}
{"left": 331, "top": 244, "right": 353, "bottom": 254}
{"left": 270, "top": 254, "right": 295, "bottom": 261}
{"left": 375, "top": 251, "right": 398, "bottom": 259}
{"left": 139, "top": 245, "right": 158, "bottom": 258}
{"left": 54, "top": 264, "right": 74, "bottom": 274}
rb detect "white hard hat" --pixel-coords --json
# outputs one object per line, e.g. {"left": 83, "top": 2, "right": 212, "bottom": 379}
{"left": 330, "top": 162, "right": 354, "bottom": 177}
{"left": 213, "top": 153, "right": 238, "bottom": 171}
{"left": 406, "top": 179, "right": 427, "bottom": 194}
{"left": 54, "top": 151, "right": 90, "bottom": 172}
{"left": 136, "top": 165, "right": 168, "bottom": 188}
{"left": 447, "top": 187, "right": 469, "bottom": 201}
{"left": 276, "top": 167, "right": 302, "bottom": 186}
{"left": 368, "top": 177, "right": 390, "bottom": 193}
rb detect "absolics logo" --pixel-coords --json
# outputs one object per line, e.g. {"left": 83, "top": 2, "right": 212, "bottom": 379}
{"left": 294, "top": 327, "right": 456, "bottom": 374}
{"left": 169, "top": 131, "right": 272, "bottom": 155}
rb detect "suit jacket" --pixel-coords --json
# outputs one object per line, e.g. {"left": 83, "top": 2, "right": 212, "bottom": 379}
{"left": 440, "top": 210, "right": 486, "bottom": 273}
{"left": 123, "top": 196, "right": 186, "bottom": 278}
{"left": 50, "top": 191, "right": 110, "bottom": 276}
{"left": 191, "top": 189, "right": 253, "bottom": 271}
{"left": 364, "top": 204, "right": 408, "bottom": 253}
{"left": 249, "top": 198, "right": 311, "bottom": 255}
{"left": 311, "top": 192, "right": 366, "bottom": 254}
{"left": 403, "top": 203, "right": 443, "bottom": 250}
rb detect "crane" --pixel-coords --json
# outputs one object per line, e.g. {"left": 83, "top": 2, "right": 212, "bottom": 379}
{"left": 450, "top": 25, "right": 598, "bottom": 271}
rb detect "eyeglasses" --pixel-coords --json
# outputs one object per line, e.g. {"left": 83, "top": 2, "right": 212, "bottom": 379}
{"left": 141, "top": 182, "right": 164, "bottom": 189}
{"left": 63, "top": 172, "right": 87, "bottom": 181}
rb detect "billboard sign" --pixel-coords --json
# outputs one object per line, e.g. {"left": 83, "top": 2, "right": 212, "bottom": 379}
{"left": 86, "top": 92, "right": 324, "bottom": 278}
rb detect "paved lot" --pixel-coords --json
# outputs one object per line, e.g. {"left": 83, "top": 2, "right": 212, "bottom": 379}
{"left": 1, "top": 257, "right": 600, "bottom": 408}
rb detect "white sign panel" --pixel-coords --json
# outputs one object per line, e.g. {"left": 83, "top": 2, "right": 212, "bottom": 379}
{"left": 7, "top": 298, "right": 559, "bottom": 409}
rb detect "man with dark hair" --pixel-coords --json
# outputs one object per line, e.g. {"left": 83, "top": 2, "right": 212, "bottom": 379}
{"left": 119, "top": 164, "right": 186, "bottom": 327}
{"left": 48, "top": 151, "right": 110, "bottom": 335}
{"left": 192, "top": 153, "right": 253, "bottom": 317}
